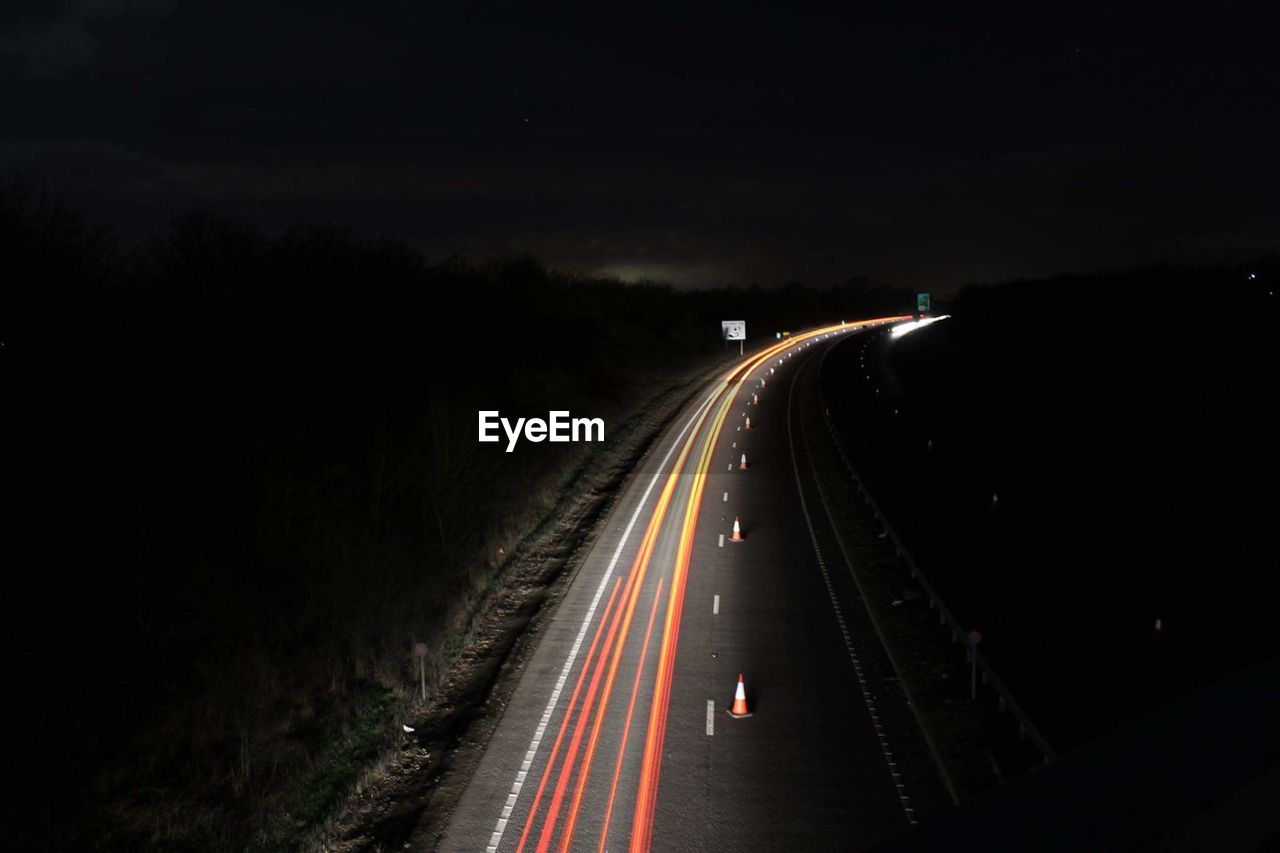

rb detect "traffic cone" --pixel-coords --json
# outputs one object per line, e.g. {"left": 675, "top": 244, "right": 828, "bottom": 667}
{"left": 727, "top": 674, "right": 751, "bottom": 718}
{"left": 744, "top": 416, "right": 753, "bottom": 430}
{"left": 739, "top": 453, "right": 748, "bottom": 470}
{"left": 991, "top": 493, "right": 999, "bottom": 509}
{"left": 761, "top": 378, "right": 767, "bottom": 387}
{"left": 752, "top": 393, "right": 759, "bottom": 405}
{"left": 730, "top": 517, "right": 744, "bottom": 542}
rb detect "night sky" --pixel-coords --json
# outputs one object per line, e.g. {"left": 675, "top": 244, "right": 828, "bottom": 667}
{"left": 3, "top": 2, "right": 1277, "bottom": 290}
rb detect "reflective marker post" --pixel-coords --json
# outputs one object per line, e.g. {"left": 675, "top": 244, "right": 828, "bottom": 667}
{"left": 968, "top": 630, "right": 983, "bottom": 700}
{"left": 414, "top": 642, "right": 429, "bottom": 702}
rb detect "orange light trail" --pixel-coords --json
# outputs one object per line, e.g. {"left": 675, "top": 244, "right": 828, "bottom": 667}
{"left": 520, "top": 375, "right": 722, "bottom": 852}
{"left": 629, "top": 374, "right": 733, "bottom": 852}
{"left": 510, "top": 317, "right": 909, "bottom": 852}
{"left": 527, "top": 493, "right": 666, "bottom": 853}
{"left": 595, "top": 575, "right": 665, "bottom": 852}
{"left": 629, "top": 318, "right": 907, "bottom": 851}
{"left": 559, "top": 548, "right": 663, "bottom": 848}
{"left": 514, "top": 577, "right": 625, "bottom": 852}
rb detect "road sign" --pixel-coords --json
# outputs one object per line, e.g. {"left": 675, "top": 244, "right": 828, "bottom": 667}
{"left": 916, "top": 293, "right": 931, "bottom": 314}
{"left": 722, "top": 320, "right": 746, "bottom": 354}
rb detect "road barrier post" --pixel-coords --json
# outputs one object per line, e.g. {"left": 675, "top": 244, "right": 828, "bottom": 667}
{"left": 968, "top": 631, "right": 983, "bottom": 700}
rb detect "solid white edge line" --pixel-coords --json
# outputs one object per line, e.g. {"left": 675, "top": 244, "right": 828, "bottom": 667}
{"left": 485, "top": 382, "right": 722, "bottom": 852}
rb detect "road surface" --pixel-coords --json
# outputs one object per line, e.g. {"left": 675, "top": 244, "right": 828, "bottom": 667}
{"left": 426, "top": 318, "right": 948, "bottom": 852}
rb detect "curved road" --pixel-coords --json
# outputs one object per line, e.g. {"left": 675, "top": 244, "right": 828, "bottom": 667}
{"left": 426, "top": 318, "right": 948, "bottom": 852}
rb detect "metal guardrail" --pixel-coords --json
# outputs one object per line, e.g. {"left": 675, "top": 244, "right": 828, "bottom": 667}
{"left": 816, "top": 371, "right": 1058, "bottom": 765}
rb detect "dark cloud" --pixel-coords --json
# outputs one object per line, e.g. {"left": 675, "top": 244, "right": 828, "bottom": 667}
{"left": 1, "top": 0, "right": 175, "bottom": 78}
{"left": 3, "top": 3, "right": 1278, "bottom": 289}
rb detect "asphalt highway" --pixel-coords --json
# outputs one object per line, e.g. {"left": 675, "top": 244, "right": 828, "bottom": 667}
{"left": 428, "top": 318, "right": 948, "bottom": 852}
